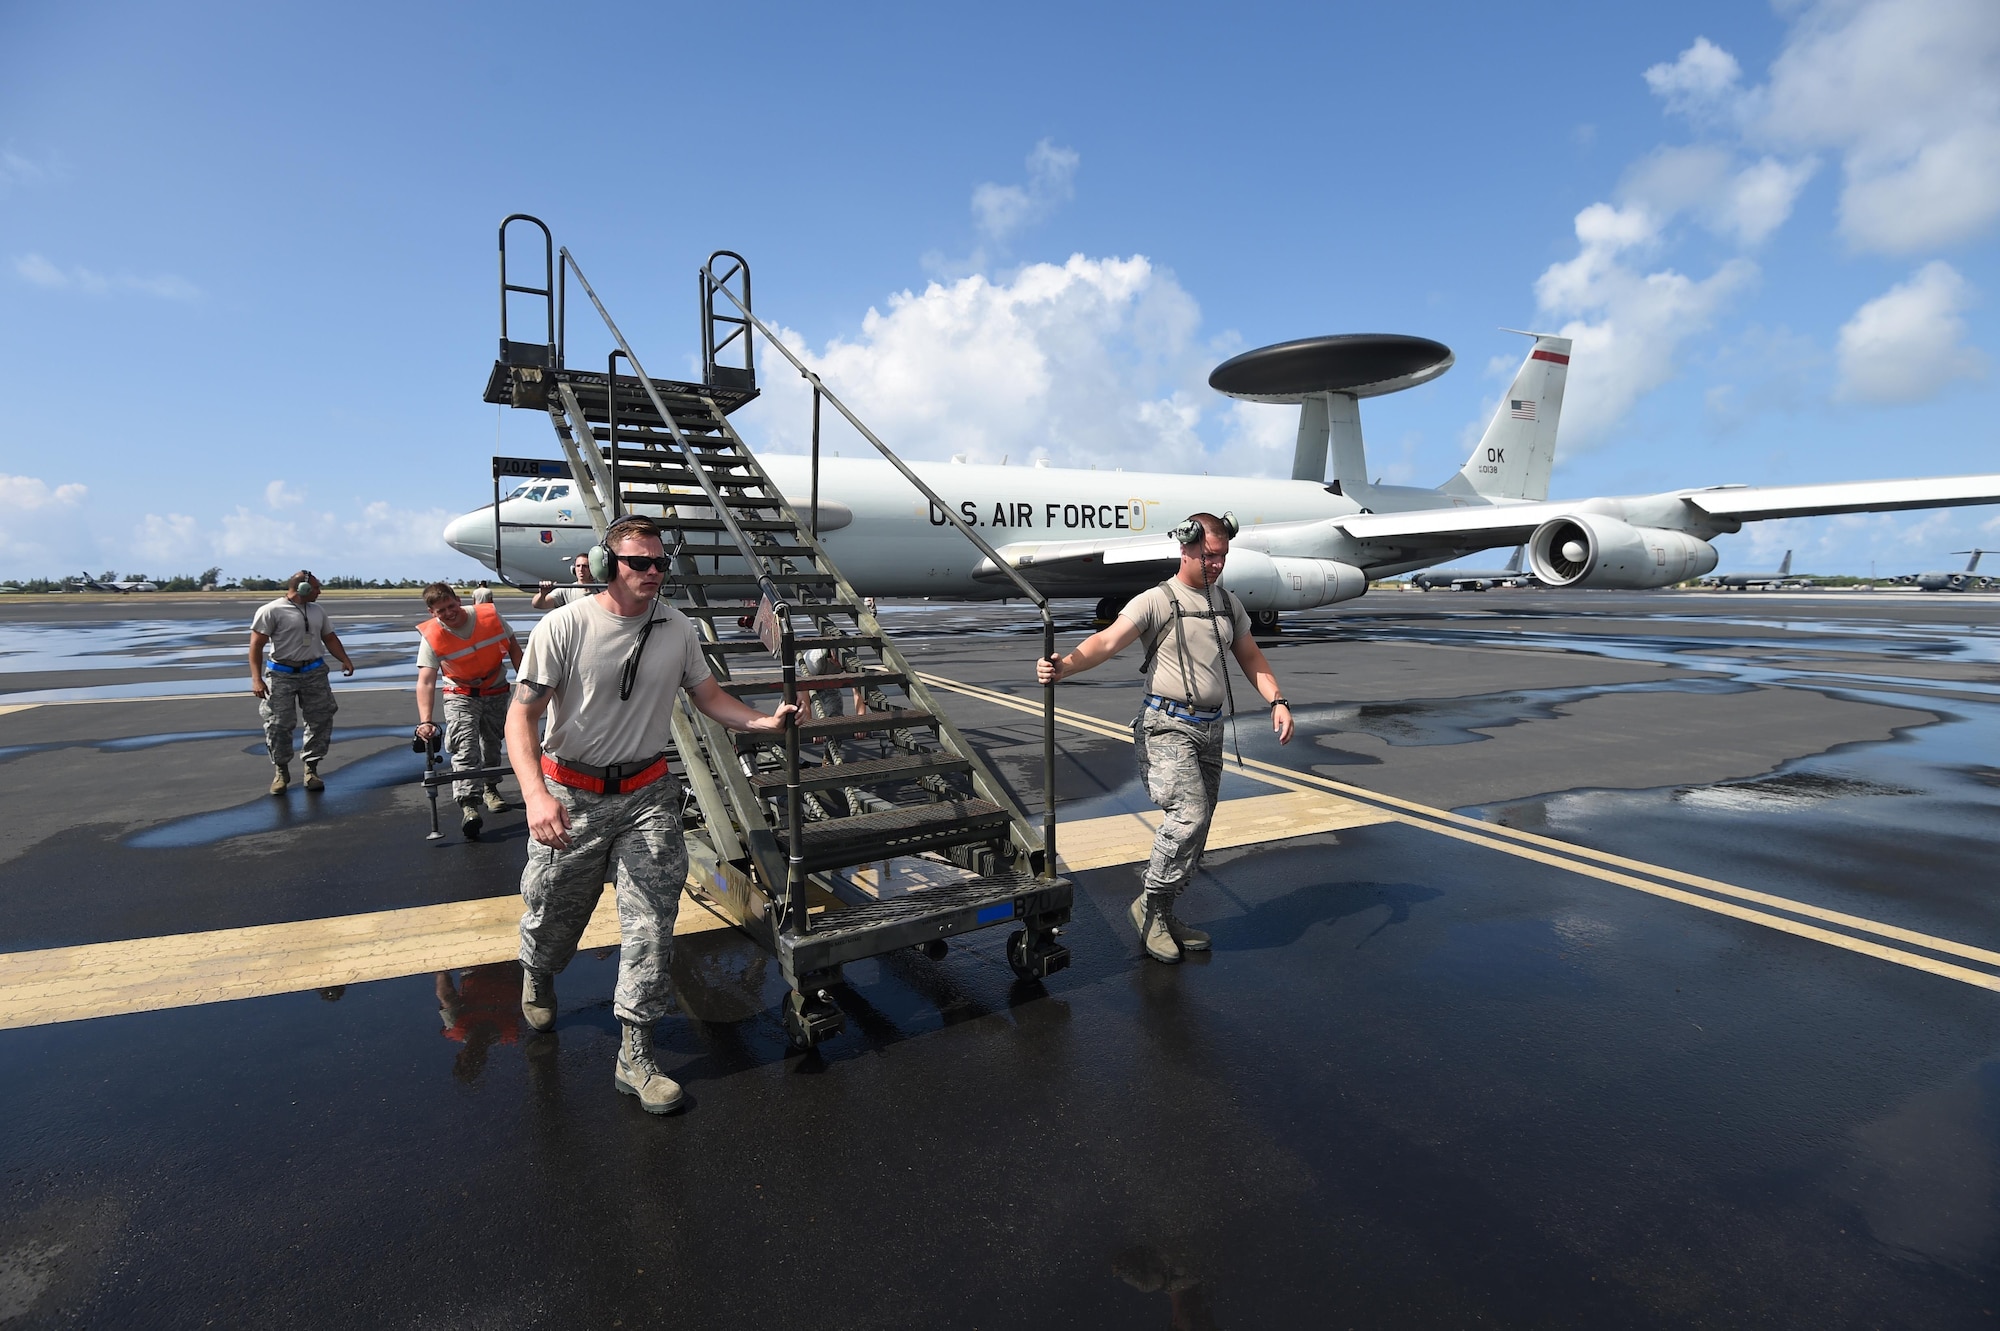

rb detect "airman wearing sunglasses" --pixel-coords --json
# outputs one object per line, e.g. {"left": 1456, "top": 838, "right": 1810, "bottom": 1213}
{"left": 506, "top": 514, "right": 798, "bottom": 1115}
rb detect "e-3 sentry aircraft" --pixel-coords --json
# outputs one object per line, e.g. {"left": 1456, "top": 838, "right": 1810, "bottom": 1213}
{"left": 443, "top": 331, "right": 2000, "bottom": 626}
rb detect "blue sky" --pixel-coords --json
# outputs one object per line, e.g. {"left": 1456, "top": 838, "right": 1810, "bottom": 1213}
{"left": 2, "top": 0, "right": 1995, "bottom": 580}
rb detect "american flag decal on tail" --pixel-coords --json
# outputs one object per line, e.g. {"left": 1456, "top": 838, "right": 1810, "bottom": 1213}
{"left": 1510, "top": 399, "right": 1537, "bottom": 420}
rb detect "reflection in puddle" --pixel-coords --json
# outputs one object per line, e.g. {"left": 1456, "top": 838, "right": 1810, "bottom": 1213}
{"left": 1672, "top": 770, "right": 1921, "bottom": 813}
{"left": 1300, "top": 678, "right": 1748, "bottom": 749}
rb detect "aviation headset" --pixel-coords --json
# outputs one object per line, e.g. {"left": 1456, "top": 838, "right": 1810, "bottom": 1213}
{"left": 1168, "top": 512, "right": 1239, "bottom": 547}
{"left": 587, "top": 515, "right": 666, "bottom": 583}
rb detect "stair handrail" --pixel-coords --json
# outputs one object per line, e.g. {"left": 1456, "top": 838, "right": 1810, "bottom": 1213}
{"left": 701, "top": 261, "right": 1060, "bottom": 881}
{"left": 563, "top": 248, "right": 810, "bottom": 915}
{"left": 561, "top": 249, "right": 788, "bottom": 611}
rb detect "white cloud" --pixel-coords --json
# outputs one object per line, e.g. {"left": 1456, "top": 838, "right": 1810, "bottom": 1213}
{"left": 11, "top": 253, "right": 201, "bottom": 300}
{"left": 1618, "top": 146, "right": 1817, "bottom": 248}
{"left": 0, "top": 146, "right": 54, "bottom": 192}
{"left": 264, "top": 479, "right": 305, "bottom": 509}
{"left": 1533, "top": 203, "right": 1756, "bottom": 448}
{"left": 1644, "top": 36, "right": 1743, "bottom": 119}
{"left": 972, "top": 140, "right": 1080, "bottom": 246}
{"left": 15, "top": 254, "right": 65, "bottom": 287}
{"left": 125, "top": 499, "right": 457, "bottom": 578}
{"left": 736, "top": 253, "right": 1261, "bottom": 476}
{"left": 0, "top": 473, "right": 87, "bottom": 510}
{"left": 1834, "top": 260, "right": 1985, "bottom": 402}
{"left": 1718, "top": 156, "right": 1820, "bottom": 245}
{"left": 1754, "top": 0, "right": 2000, "bottom": 252}
{"left": 0, "top": 473, "right": 88, "bottom": 571}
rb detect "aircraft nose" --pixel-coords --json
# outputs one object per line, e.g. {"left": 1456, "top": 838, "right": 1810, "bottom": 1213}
{"left": 442, "top": 508, "right": 496, "bottom": 564}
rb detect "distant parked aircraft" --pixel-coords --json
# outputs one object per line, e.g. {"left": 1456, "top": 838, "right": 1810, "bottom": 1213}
{"left": 1899, "top": 550, "right": 1990, "bottom": 592}
{"left": 1410, "top": 546, "right": 1534, "bottom": 591}
{"left": 64, "top": 572, "right": 156, "bottom": 593}
{"left": 1702, "top": 550, "right": 1808, "bottom": 590}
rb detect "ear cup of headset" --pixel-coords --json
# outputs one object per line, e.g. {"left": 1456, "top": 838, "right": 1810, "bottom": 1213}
{"left": 1170, "top": 514, "right": 1240, "bottom": 546}
{"left": 587, "top": 544, "right": 613, "bottom": 583}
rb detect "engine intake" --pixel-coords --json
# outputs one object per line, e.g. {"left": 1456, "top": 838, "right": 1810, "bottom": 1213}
{"left": 1223, "top": 550, "right": 1368, "bottom": 610}
{"left": 1528, "top": 515, "right": 1717, "bottom": 589}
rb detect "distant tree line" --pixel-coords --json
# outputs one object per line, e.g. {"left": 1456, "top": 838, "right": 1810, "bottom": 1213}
{"left": 0, "top": 568, "right": 445, "bottom": 592}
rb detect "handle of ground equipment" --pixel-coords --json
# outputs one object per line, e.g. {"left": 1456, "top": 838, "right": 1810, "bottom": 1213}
{"left": 1041, "top": 614, "right": 1057, "bottom": 879}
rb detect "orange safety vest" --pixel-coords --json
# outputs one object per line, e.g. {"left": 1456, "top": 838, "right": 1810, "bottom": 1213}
{"left": 418, "top": 603, "right": 512, "bottom": 693}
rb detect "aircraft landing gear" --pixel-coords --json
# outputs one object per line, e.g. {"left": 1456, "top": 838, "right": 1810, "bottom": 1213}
{"left": 1093, "top": 596, "right": 1122, "bottom": 626}
{"left": 1250, "top": 608, "right": 1281, "bottom": 634}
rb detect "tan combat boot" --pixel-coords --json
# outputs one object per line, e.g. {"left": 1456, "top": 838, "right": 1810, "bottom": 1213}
{"left": 521, "top": 966, "right": 556, "bottom": 1031}
{"left": 1128, "top": 892, "right": 1181, "bottom": 964}
{"left": 302, "top": 763, "right": 324, "bottom": 792}
{"left": 269, "top": 764, "right": 289, "bottom": 796}
{"left": 459, "top": 800, "right": 483, "bottom": 841}
{"left": 615, "top": 1021, "right": 685, "bottom": 1114}
{"left": 1166, "top": 903, "right": 1211, "bottom": 952}
{"left": 481, "top": 788, "right": 507, "bottom": 813}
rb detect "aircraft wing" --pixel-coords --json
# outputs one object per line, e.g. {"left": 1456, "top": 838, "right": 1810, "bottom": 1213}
{"left": 971, "top": 535, "right": 1183, "bottom": 593}
{"left": 1334, "top": 474, "right": 2000, "bottom": 547}
{"left": 1677, "top": 474, "right": 2000, "bottom": 522}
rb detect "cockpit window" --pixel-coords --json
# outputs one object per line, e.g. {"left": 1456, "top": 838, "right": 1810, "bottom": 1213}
{"left": 521, "top": 487, "right": 548, "bottom": 502}
{"left": 546, "top": 485, "right": 570, "bottom": 500}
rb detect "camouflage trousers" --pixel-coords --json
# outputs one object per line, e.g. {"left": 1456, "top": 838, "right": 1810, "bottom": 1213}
{"left": 518, "top": 774, "right": 686, "bottom": 1026}
{"left": 1132, "top": 708, "right": 1225, "bottom": 900}
{"left": 260, "top": 667, "right": 337, "bottom": 768}
{"left": 443, "top": 691, "right": 507, "bottom": 802}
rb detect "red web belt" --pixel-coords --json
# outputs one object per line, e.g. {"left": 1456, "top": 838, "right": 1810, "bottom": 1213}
{"left": 540, "top": 752, "right": 670, "bottom": 796}
{"left": 442, "top": 682, "right": 510, "bottom": 696}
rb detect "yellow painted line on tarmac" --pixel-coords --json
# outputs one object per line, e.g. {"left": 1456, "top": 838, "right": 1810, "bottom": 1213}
{"left": 0, "top": 886, "right": 732, "bottom": 1031}
{"left": 918, "top": 671, "right": 2000, "bottom": 993}
{"left": 0, "top": 793, "right": 1371, "bottom": 1030}
{"left": 1058, "top": 790, "right": 1387, "bottom": 873}
{"left": 0, "top": 704, "right": 42, "bottom": 717}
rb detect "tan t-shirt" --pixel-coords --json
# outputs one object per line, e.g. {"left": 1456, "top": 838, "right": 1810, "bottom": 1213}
{"left": 251, "top": 597, "right": 332, "bottom": 664}
{"left": 518, "top": 596, "right": 711, "bottom": 767}
{"left": 1119, "top": 579, "right": 1252, "bottom": 710}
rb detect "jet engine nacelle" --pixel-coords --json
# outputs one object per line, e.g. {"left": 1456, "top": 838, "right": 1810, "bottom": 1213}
{"left": 1223, "top": 550, "right": 1369, "bottom": 610}
{"left": 1528, "top": 515, "right": 1718, "bottom": 589}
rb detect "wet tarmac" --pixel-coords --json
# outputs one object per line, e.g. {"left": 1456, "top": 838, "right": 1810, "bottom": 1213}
{"left": 5, "top": 589, "right": 2000, "bottom": 1326}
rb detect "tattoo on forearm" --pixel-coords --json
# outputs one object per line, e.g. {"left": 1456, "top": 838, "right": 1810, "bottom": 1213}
{"left": 514, "top": 680, "right": 551, "bottom": 704}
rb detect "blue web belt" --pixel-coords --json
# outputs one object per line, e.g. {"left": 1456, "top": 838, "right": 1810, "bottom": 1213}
{"left": 267, "top": 658, "right": 325, "bottom": 674}
{"left": 1144, "top": 694, "right": 1223, "bottom": 723}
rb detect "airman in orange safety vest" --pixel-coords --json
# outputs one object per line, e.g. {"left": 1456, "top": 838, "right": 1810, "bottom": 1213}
{"left": 416, "top": 582, "right": 524, "bottom": 839}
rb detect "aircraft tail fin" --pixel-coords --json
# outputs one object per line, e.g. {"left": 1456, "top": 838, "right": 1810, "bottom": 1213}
{"left": 1505, "top": 545, "right": 1523, "bottom": 575}
{"left": 1778, "top": 549, "right": 1792, "bottom": 576}
{"left": 1447, "top": 332, "right": 1570, "bottom": 501}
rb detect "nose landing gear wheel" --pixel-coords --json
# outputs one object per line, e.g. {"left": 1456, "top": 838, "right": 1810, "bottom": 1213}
{"left": 1250, "top": 608, "right": 1281, "bottom": 634}
{"left": 1093, "top": 596, "right": 1122, "bottom": 626}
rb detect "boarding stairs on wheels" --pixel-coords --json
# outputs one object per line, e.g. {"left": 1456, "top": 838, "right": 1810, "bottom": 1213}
{"left": 483, "top": 216, "right": 1070, "bottom": 1050}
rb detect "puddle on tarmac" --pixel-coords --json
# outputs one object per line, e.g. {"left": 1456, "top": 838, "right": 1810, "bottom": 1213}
{"left": 126, "top": 742, "right": 436, "bottom": 849}
{"left": 0, "top": 725, "right": 414, "bottom": 766}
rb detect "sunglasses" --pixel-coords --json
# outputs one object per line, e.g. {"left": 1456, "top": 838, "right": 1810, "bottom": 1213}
{"left": 612, "top": 554, "right": 670, "bottom": 573}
